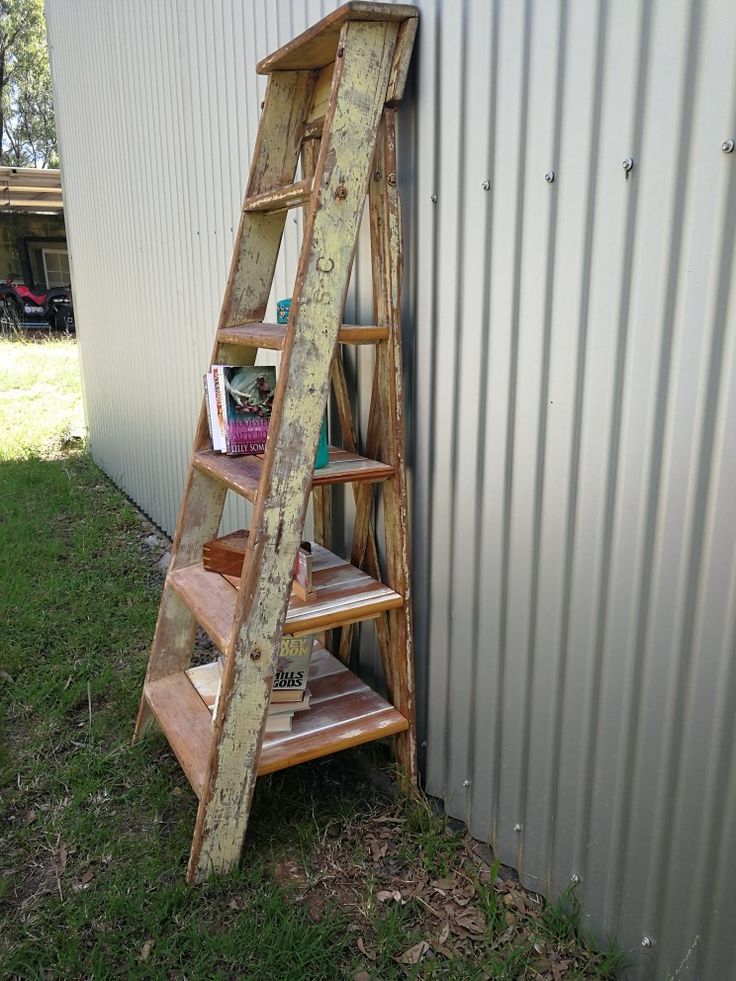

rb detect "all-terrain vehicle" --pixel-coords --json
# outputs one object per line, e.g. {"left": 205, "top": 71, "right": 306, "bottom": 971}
{"left": 0, "top": 277, "right": 75, "bottom": 334}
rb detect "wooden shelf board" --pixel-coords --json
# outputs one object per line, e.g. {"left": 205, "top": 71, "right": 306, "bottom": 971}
{"left": 217, "top": 321, "right": 389, "bottom": 349}
{"left": 143, "top": 672, "right": 212, "bottom": 799}
{"left": 168, "top": 542, "right": 402, "bottom": 653}
{"left": 257, "top": 2, "right": 418, "bottom": 73}
{"left": 175, "top": 646, "right": 409, "bottom": 789}
{"left": 193, "top": 446, "right": 393, "bottom": 503}
{"left": 244, "top": 177, "right": 312, "bottom": 213}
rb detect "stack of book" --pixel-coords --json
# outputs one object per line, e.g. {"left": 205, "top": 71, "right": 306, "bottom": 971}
{"left": 185, "top": 633, "right": 315, "bottom": 733}
{"left": 204, "top": 364, "right": 276, "bottom": 455}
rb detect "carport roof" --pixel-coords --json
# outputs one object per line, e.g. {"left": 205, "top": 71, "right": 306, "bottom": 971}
{"left": 0, "top": 167, "right": 63, "bottom": 213}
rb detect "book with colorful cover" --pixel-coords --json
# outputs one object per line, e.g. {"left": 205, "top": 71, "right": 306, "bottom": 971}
{"left": 214, "top": 364, "right": 276, "bottom": 455}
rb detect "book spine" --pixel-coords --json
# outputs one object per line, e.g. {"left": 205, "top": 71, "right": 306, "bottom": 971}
{"left": 205, "top": 371, "right": 224, "bottom": 452}
{"left": 211, "top": 365, "right": 228, "bottom": 453}
{"left": 203, "top": 373, "right": 221, "bottom": 452}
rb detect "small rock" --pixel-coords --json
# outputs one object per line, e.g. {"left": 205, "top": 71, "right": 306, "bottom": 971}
{"left": 157, "top": 552, "right": 171, "bottom": 573}
{"left": 143, "top": 535, "right": 159, "bottom": 548}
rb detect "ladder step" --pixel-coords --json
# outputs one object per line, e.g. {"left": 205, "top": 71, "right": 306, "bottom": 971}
{"left": 150, "top": 647, "right": 409, "bottom": 797}
{"left": 168, "top": 543, "right": 403, "bottom": 654}
{"left": 143, "top": 672, "right": 212, "bottom": 798}
{"left": 193, "top": 447, "right": 394, "bottom": 504}
{"left": 257, "top": 2, "right": 418, "bottom": 73}
{"left": 244, "top": 177, "right": 313, "bottom": 213}
{"left": 218, "top": 321, "right": 389, "bottom": 349}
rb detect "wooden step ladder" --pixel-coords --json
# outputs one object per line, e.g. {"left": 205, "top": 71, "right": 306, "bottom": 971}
{"left": 133, "top": 1, "right": 419, "bottom": 883}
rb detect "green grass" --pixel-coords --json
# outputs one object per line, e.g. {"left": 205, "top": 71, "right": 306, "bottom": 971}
{"left": 0, "top": 337, "right": 622, "bottom": 979}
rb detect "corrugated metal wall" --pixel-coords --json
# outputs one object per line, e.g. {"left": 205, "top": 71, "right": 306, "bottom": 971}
{"left": 46, "top": 1, "right": 736, "bottom": 977}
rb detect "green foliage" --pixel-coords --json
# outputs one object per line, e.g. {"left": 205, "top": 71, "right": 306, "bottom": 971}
{"left": 0, "top": 0, "right": 57, "bottom": 167}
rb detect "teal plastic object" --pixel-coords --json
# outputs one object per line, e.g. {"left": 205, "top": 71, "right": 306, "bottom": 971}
{"left": 278, "top": 298, "right": 329, "bottom": 470}
{"left": 315, "top": 415, "right": 329, "bottom": 469}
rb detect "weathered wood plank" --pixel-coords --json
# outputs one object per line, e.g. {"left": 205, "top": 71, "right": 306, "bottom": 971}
{"left": 257, "top": 3, "right": 417, "bottom": 73}
{"left": 135, "top": 72, "right": 315, "bottom": 737}
{"left": 184, "top": 648, "right": 409, "bottom": 780}
{"left": 133, "top": 467, "right": 228, "bottom": 739}
{"left": 306, "top": 63, "right": 334, "bottom": 123}
{"left": 244, "top": 177, "right": 313, "bottom": 213}
{"left": 144, "top": 673, "right": 213, "bottom": 798}
{"left": 223, "top": 71, "right": 316, "bottom": 327}
{"left": 368, "top": 111, "right": 417, "bottom": 784}
{"left": 189, "top": 20, "right": 400, "bottom": 882}
{"left": 192, "top": 447, "right": 393, "bottom": 504}
{"left": 386, "top": 15, "right": 419, "bottom": 105}
{"left": 216, "top": 321, "right": 389, "bottom": 350}
{"left": 168, "top": 545, "right": 403, "bottom": 654}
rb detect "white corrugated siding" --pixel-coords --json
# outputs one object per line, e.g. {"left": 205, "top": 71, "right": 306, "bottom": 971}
{"left": 45, "top": 1, "right": 736, "bottom": 977}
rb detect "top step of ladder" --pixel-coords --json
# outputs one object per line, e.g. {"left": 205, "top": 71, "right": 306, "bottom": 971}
{"left": 257, "top": 2, "right": 418, "bottom": 105}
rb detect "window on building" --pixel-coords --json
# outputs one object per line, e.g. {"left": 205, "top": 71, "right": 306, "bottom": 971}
{"left": 42, "top": 249, "right": 70, "bottom": 288}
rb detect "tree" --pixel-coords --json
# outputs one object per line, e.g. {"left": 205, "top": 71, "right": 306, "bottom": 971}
{"left": 0, "top": 0, "right": 57, "bottom": 168}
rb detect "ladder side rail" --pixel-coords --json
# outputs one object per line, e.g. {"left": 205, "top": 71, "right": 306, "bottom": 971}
{"left": 188, "top": 20, "right": 401, "bottom": 882}
{"left": 222, "top": 70, "right": 317, "bottom": 330}
{"left": 133, "top": 71, "right": 315, "bottom": 719}
{"left": 370, "top": 110, "right": 417, "bottom": 783}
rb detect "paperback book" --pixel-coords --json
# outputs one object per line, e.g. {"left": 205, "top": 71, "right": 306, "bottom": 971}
{"left": 272, "top": 634, "right": 316, "bottom": 702}
{"left": 205, "top": 365, "right": 276, "bottom": 455}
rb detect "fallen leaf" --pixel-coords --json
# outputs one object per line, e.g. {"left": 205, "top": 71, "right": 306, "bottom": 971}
{"left": 0, "top": 669, "right": 14, "bottom": 683}
{"left": 228, "top": 897, "right": 245, "bottom": 911}
{"left": 376, "top": 889, "right": 402, "bottom": 903}
{"left": 80, "top": 869, "right": 94, "bottom": 885}
{"left": 369, "top": 840, "right": 388, "bottom": 860}
{"left": 396, "top": 940, "right": 430, "bottom": 965}
{"left": 431, "top": 876, "right": 456, "bottom": 892}
{"left": 505, "top": 910, "right": 516, "bottom": 927}
{"left": 353, "top": 972, "right": 371, "bottom": 981}
{"left": 433, "top": 941, "right": 455, "bottom": 960}
{"left": 54, "top": 843, "right": 68, "bottom": 874}
{"left": 438, "top": 922, "right": 450, "bottom": 945}
{"left": 357, "top": 936, "right": 376, "bottom": 961}
{"left": 455, "top": 909, "right": 487, "bottom": 935}
{"left": 452, "top": 884, "right": 475, "bottom": 907}
{"left": 24, "top": 809, "right": 36, "bottom": 824}
{"left": 140, "top": 940, "right": 154, "bottom": 962}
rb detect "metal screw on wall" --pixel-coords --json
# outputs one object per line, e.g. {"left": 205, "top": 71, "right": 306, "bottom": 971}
{"left": 641, "top": 937, "right": 653, "bottom": 949}
{"left": 723, "top": 139, "right": 735, "bottom": 153}
{"left": 463, "top": 779, "right": 471, "bottom": 788}
{"left": 544, "top": 171, "right": 555, "bottom": 183}
{"left": 513, "top": 823, "right": 522, "bottom": 832}
{"left": 570, "top": 873, "right": 581, "bottom": 884}
{"left": 431, "top": 192, "right": 438, "bottom": 203}
{"left": 481, "top": 179, "right": 490, "bottom": 190}
{"left": 622, "top": 157, "right": 634, "bottom": 180}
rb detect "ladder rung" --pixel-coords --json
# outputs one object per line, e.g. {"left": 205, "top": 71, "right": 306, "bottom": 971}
{"left": 303, "top": 116, "right": 325, "bottom": 141}
{"left": 193, "top": 447, "right": 394, "bottom": 503}
{"left": 218, "top": 321, "right": 389, "bottom": 349}
{"left": 244, "top": 177, "right": 313, "bottom": 213}
{"left": 168, "top": 543, "right": 403, "bottom": 653}
{"left": 143, "top": 673, "right": 212, "bottom": 798}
